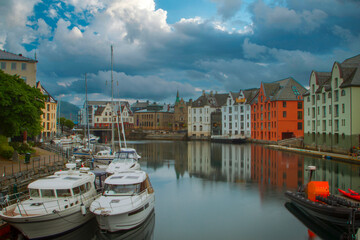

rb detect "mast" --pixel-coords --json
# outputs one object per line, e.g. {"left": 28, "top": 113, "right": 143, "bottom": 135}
{"left": 57, "top": 96, "right": 61, "bottom": 136}
{"left": 119, "top": 102, "right": 127, "bottom": 148}
{"left": 111, "top": 45, "right": 115, "bottom": 151}
{"left": 85, "top": 73, "right": 90, "bottom": 150}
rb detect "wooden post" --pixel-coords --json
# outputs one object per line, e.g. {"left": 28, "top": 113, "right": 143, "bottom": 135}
{"left": 18, "top": 160, "right": 21, "bottom": 173}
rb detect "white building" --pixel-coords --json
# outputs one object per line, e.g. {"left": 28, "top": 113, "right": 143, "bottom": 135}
{"left": 93, "top": 102, "right": 133, "bottom": 128}
{"left": 187, "top": 91, "right": 227, "bottom": 139}
{"left": 221, "top": 89, "right": 258, "bottom": 138}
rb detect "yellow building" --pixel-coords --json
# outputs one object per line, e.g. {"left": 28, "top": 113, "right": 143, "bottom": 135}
{"left": 0, "top": 49, "right": 37, "bottom": 87}
{"left": 36, "top": 82, "right": 58, "bottom": 139}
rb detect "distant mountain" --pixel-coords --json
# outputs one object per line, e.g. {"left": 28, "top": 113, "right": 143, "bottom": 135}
{"left": 60, "top": 101, "right": 80, "bottom": 122}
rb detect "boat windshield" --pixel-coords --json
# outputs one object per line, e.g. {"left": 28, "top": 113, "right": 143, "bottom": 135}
{"left": 103, "top": 183, "right": 141, "bottom": 196}
{"left": 112, "top": 157, "right": 134, "bottom": 164}
{"left": 115, "top": 152, "right": 136, "bottom": 160}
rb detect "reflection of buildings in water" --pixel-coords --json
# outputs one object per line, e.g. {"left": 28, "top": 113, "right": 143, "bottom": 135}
{"left": 133, "top": 141, "right": 188, "bottom": 176}
{"left": 303, "top": 157, "right": 360, "bottom": 193}
{"left": 188, "top": 141, "right": 214, "bottom": 177}
{"left": 221, "top": 144, "right": 251, "bottom": 182}
{"left": 251, "top": 145, "right": 304, "bottom": 189}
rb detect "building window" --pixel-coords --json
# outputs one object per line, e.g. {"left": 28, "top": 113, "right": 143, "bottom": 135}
{"left": 297, "top": 102, "right": 302, "bottom": 109}
{"left": 21, "top": 63, "right": 27, "bottom": 70}
{"left": 11, "top": 62, "right": 16, "bottom": 70}
{"left": 312, "top": 84, "right": 315, "bottom": 93}
{"left": 200, "top": 125, "right": 203, "bottom": 131}
{"left": 0, "top": 62, "right": 6, "bottom": 70}
{"left": 328, "top": 92, "right": 332, "bottom": 98}
{"left": 193, "top": 125, "right": 196, "bottom": 131}
{"left": 342, "top": 104, "right": 345, "bottom": 113}
{"left": 316, "top": 95, "right": 320, "bottom": 100}
{"left": 335, "top": 90, "right": 339, "bottom": 102}
{"left": 322, "top": 93, "right": 326, "bottom": 104}
{"left": 297, "top": 111, "right": 302, "bottom": 120}
{"left": 47, "top": 104, "right": 50, "bottom": 111}
{"left": 283, "top": 111, "right": 287, "bottom": 118}
{"left": 322, "top": 106, "right": 326, "bottom": 117}
{"left": 261, "top": 96, "right": 263, "bottom": 102}
{"left": 283, "top": 101, "right": 286, "bottom": 107}
{"left": 297, "top": 122, "right": 302, "bottom": 130}
{"left": 341, "top": 119, "right": 346, "bottom": 126}
{"left": 335, "top": 105, "right": 339, "bottom": 117}
{"left": 341, "top": 90, "right": 346, "bottom": 96}
{"left": 312, "top": 95, "right": 315, "bottom": 105}
{"left": 307, "top": 96, "right": 310, "bottom": 102}
{"left": 335, "top": 78, "right": 338, "bottom": 88}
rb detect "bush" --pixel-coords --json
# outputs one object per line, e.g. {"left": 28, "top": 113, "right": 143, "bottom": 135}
{"left": 0, "top": 135, "right": 14, "bottom": 159}
{"left": 0, "top": 144, "right": 14, "bottom": 159}
{"left": 9, "top": 142, "right": 34, "bottom": 154}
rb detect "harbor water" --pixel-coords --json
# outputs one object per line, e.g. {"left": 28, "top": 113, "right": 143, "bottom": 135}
{"left": 11, "top": 141, "right": 360, "bottom": 240}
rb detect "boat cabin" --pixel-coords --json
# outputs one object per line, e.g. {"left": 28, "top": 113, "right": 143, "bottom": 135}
{"left": 103, "top": 171, "right": 153, "bottom": 196}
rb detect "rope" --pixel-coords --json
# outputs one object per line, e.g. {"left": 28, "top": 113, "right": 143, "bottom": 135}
{"left": 52, "top": 208, "right": 85, "bottom": 224}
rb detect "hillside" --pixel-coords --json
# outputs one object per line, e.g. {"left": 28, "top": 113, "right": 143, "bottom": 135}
{"left": 60, "top": 101, "right": 80, "bottom": 122}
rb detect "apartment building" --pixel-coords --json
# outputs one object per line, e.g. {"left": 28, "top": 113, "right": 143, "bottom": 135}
{"left": 251, "top": 77, "right": 307, "bottom": 141}
{"left": 187, "top": 91, "right": 227, "bottom": 139}
{"left": 221, "top": 89, "right": 258, "bottom": 138}
{"left": 173, "top": 91, "right": 188, "bottom": 131}
{"left": 304, "top": 54, "right": 360, "bottom": 153}
{"left": 133, "top": 103, "right": 174, "bottom": 130}
{"left": 93, "top": 102, "right": 133, "bottom": 129}
{"left": 0, "top": 50, "right": 37, "bottom": 87}
{"left": 36, "top": 82, "right": 57, "bottom": 139}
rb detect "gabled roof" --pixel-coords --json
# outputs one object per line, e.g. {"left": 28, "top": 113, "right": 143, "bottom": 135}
{"left": 191, "top": 92, "right": 228, "bottom": 108}
{"left": 94, "top": 106, "right": 105, "bottom": 116}
{"left": 261, "top": 77, "right": 306, "bottom": 101}
{"left": 339, "top": 54, "right": 360, "bottom": 87}
{"left": 0, "top": 50, "right": 37, "bottom": 63}
{"left": 243, "top": 88, "right": 259, "bottom": 104}
{"left": 36, "top": 82, "right": 57, "bottom": 103}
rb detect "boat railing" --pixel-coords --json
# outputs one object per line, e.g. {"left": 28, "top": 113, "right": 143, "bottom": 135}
{"left": 1, "top": 192, "right": 98, "bottom": 217}
{"left": 95, "top": 190, "right": 148, "bottom": 212}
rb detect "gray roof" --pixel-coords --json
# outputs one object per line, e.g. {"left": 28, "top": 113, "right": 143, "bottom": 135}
{"left": 260, "top": 77, "right": 306, "bottom": 101}
{"left": 0, "top": 50, "right": 37, "bottom": 63}
{"left": 191, "top": 92, "right": 228, "bottom": 108}
{"left": 243, "top": 88, "right": 259, "bottom": 104}
{"left": 339, "top": 54, "right": 360, "bottom": 87}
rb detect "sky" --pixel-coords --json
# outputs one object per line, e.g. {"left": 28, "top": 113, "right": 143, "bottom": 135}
{"left": 1, "top": 0, "right": 360, "bottom": 106}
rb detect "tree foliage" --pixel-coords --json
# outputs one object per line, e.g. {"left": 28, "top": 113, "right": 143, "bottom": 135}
{"left": 0, "top": 70, "right": 46, "bottom": 137}
{"left": 59, "top": 117, "right": 74, "bottom": 132}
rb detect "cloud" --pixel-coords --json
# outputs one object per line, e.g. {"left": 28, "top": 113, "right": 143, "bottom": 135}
{"left": 211, "top": 0, "right": 243, "bottom": 20}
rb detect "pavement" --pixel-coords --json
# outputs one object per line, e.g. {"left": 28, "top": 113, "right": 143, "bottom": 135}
{"left": 268, "top": 145, "right": 360, "bottom": 163}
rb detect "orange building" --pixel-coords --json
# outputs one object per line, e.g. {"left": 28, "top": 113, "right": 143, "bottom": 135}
{"left": 251, "top": 77, "right": 307, "bottom": 141}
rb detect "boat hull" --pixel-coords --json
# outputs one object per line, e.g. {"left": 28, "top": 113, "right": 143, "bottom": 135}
{"left": 95, "top": 195, "right": 155, "bottom": 232}
{"left": 285, "top": 191, "right": 360, "bottom": 228}
{"left": 2, "top": 206, "right": 94, "bottom": 239}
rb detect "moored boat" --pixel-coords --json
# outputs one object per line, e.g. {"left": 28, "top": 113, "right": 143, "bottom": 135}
{"left": 106, "top": 148, "right": 141, "bottom": 174}
{"left": 90, "top": 170, "right": 155, "bottom": 232}
{"left": 0, "top": 164, "right": 101, "bottom": 239}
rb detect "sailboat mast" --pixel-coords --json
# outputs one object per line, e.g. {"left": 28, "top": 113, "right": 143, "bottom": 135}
{"left": 111, "top": 45, "right": 115, "bottom": 151}
{"left": 85, "top": 73, "right": 90, "bottom": 150}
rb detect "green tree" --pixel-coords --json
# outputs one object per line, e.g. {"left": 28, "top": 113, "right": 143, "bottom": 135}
{"left": 65, "top": 119, "right": 75, "bottom": 130}
{"left": 0, "top": 70, "right": 46, "bottom": 138}
{"left": 60, "top": 117, "right": 66, "bottom": 133}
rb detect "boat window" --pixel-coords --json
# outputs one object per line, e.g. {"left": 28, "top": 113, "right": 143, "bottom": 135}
{"left": 41, "top": 189, "right": 55, "bottom": 198}
{"left": 103, "top": 183, "right": 141, "bottom": 196}
{"left": 80, "top": 184, "right": 86, "bottom": 193}
{"left": 73, "top": 186, "right": 81, "bottom": 195}
{"left": 112, "top": 158, "right": 133, "bottom": 164}
{"left": 56, "top": 189, "right": 72, "bottom": 197}
{"left": 29, "top": 189, "right": 40, "bottom": 197}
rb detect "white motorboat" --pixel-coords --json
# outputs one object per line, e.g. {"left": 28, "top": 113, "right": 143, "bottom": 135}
{"left": 106, "top": 148, "right": 141, "bottom": 174}
{"left": 90, "top": 170, "right": 155, "bottom": 232}
{"left": 93, "top": 148, "right": 116, "bottom": 164}
{"left": 0, "top": 164, "right": 101, "bottom": 239}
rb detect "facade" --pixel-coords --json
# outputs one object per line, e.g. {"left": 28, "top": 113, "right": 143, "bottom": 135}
{"left": 0, "top": 50, "right": 37, "bottom": 87}
{"left": 134, "top": 103, "right": 174, "bottom": 130}
{"left": 173, "top": 91, "right": 188, "bottom": 131}
{"left": 93, "top": 102, "right": 133, "bottom": 129}
{"left": 36, "top": 82, "right": 57, "bottom": 139}
{"left": 79, "top": 100, "right": 130, "bottom": 128}
{"left": 304, "top": 54, "right": 360, "bottom": 153}
{"left": 187, "top": 91, "right": 227, "bottom": 139}
{"left": 222, "top": 89, "right": 258, "bottom": 138}
{"left": 251, "top": 77, "right": 307, "bottom": 141}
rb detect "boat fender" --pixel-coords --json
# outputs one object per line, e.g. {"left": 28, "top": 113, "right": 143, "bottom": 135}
{"left": 80, "top": 204, "right": 86, "bottom": 216}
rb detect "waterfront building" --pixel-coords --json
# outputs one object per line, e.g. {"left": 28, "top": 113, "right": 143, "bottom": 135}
{"left": 251, "top": 77, "right": 307, "bottom": 141}
{"left": 0, "top": 50, "right": 37, "bottom": 87}
{"left": 303, "top": 54, "right": 360, "bottom": 153}
{"left": 221, "top": 89, "right": 258, "bottom": 138}
{"left": 133, "top": 103, "right": 174, "bottom": 130}
{"left": 187, "top": 91, "right": 227, "bottom": 139}
{"left": 36, "top": 82, "right": 57, "bottom": 140}
{"left": 93, "top": 102, "right": 133, "bottom": 129}
{"left": 173, "top": 90, "right": 188, "bottom": 131}
{"left": 78, "top": 100, "right": 130, "bottom": 128}
{"left": 131, "top": 100, "right": 149, "bottom": 113}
